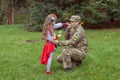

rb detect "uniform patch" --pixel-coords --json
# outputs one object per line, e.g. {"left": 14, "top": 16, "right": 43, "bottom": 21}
{"left": 73, "top": 33, "right": 80, "bottom": 41}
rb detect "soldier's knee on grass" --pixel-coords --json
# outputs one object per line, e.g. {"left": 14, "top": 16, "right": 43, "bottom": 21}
{"left": 57, "top": 57, "right": 63, "bottom": 64}
{"left": 57, "top": 54, "right": 63, "bottom": 64}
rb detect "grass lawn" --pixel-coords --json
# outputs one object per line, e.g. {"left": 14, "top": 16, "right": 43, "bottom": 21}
{"left": 0, "top": 24, "right": 120, "bottom": 80}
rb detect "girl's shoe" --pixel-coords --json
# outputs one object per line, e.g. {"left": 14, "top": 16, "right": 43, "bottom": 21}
{"left": 46, "top": 71, "right": 52, "bottom": 75}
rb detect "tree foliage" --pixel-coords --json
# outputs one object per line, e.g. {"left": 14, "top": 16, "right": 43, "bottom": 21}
{"left": 25, "top": 0, "right": 120, "bottom": 31}
{"left": 1, "top": 0, "right": 120, "bottom": 29}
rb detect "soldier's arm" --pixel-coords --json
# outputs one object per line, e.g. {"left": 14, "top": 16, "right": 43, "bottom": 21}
{"left": 58, "top": 31, "right": 82, "bottom": 46}
{"left": 64, "top": 27, "right": 71, "bottom": 40}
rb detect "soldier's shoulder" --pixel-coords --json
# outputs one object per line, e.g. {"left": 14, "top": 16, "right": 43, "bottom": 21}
{"left": 76, "top": 25, "right": 85, "bottom": 34}
{"left": 77, "top": 25, "right": 83, "bottom": 31}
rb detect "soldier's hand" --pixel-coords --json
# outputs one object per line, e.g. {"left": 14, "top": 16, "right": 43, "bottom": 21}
{"left": 66, "top": 25, "right": 72, "bottom": 32}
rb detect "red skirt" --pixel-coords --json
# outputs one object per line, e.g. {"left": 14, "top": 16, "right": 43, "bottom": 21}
{"left": 40, "top": 42, "right": 55, "bottom": 65}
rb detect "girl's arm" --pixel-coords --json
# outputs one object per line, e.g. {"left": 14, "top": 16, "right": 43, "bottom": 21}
{"left": 53, "top": 23, "right": 69, "bottom": 29}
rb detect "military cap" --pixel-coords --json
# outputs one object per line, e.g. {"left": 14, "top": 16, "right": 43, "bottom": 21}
{"left": 69, "top": 15, "right": 81, "bottom": 22}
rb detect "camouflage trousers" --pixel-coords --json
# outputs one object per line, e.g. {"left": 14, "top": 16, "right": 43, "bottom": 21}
{"left": 57, "top": 48, "right": 87, "bottom": 69}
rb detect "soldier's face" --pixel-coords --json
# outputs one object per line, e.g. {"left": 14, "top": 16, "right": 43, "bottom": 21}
{"left": 70, "top": 21, "right": 79, "bottom": 27}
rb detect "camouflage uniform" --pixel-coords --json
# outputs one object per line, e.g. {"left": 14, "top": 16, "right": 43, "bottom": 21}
{"left": 57, "top": 15, "right": 88, "bottom": 69}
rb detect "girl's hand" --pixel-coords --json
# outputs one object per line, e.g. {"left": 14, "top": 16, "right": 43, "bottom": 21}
{"left": 66, "top": 23, "right": 70, "bottom": 26}
{"left": 54, "top": 40, "right": 58, "bottom": 44}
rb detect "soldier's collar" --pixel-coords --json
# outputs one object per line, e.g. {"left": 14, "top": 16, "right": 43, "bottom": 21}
{"left": 73, "top": 25, "right": 79, "bottom": 30}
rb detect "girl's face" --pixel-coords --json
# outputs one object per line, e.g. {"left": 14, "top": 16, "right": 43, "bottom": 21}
{"left": 50, "top": 17, "right": 56, "bottom": 25}
{"left": 52, "top": 21, "right": 55, "bottom": 25}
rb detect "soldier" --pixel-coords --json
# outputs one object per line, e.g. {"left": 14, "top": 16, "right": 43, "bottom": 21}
{"left": 54, "top": 15, "right": 88, "bottom": 71}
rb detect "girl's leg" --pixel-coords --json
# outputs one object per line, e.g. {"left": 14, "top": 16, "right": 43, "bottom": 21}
{"left": 46, "top": 52, "right": 54, "bottom": 72}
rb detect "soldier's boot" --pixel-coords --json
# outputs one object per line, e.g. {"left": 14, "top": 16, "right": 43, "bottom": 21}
{"left": 72, "top": 60, "right": 82, "bottom": 67}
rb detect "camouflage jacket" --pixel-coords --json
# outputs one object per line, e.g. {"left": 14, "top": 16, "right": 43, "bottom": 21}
{"left": 58, "top": 25, "right": 88, "bottom": 53}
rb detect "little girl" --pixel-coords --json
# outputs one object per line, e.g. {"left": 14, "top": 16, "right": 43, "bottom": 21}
{"left": 40, "top": 14, "right": 68, "bottom": 75}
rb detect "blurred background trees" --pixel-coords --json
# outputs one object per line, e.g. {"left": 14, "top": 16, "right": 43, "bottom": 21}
{"left": 0, "top": 0, "right": 120, "bottom": 31}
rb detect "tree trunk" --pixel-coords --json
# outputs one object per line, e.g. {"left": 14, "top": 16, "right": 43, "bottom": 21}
{"left": 6, "top": 0, "right": 14, "bottom": 24}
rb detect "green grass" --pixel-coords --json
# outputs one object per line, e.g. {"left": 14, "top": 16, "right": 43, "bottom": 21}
{"left": 0, "top": 25, "right": 120, "bottom": 80}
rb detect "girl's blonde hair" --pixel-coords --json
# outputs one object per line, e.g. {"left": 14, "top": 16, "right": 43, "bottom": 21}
{"left": 42, "top": 14, "right": 57, "bottom": 40}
